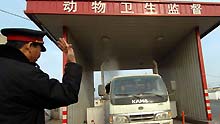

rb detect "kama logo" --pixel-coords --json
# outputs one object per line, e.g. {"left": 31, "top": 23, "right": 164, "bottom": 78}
{"left": 132, "top": 99, "right": 149, "bottom": 104}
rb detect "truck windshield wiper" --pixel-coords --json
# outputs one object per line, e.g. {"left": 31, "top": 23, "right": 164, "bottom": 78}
{"left": 135, "top": 92, "right": 166, "bottom": 98}
{"left": 131, "top": 94, "right": 143, "bottom": 98}
{"left": 115, "top": 93, "right": 143, "bottom": 98}
{"left": 114, "top": 93, "right": 129, "bottom": 96}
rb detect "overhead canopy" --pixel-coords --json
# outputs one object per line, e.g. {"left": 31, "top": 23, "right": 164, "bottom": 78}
{"left": 25, "top": 0, "right": 220, "bottom": 70}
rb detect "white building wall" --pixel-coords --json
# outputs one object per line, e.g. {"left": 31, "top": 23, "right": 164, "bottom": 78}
{"left": 217, "top": 91, "right": 220, "bottom": 99}
{"left": 209, "top": 91, "right": 220, "bottom": 100}
{"left": 208, "top": 92, "right": 217, "bottom": 100}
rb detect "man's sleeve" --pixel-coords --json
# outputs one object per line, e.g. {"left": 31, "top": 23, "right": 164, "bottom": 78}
{"left": 23, "top": 62, "right": 82, "bottom": 109}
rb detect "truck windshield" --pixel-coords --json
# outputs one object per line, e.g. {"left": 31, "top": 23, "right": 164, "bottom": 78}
{"left": 110, "top": 75, "right": 168, "bottom": 105}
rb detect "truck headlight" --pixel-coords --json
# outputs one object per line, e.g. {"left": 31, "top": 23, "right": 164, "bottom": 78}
{"left": 155, "top": 111, "right": 172, "bottom": 120}
{"left": 109, "top": 115, "right": 129, "bottom": 123}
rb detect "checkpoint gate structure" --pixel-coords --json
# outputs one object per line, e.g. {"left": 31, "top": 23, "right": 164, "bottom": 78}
{"left": 25, "top": 0, "right": 220, "bottom": 123}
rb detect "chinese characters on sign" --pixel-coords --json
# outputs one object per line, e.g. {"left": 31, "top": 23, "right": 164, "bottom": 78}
{"left": 92, "top": 1, "right": 106, "bottom": 13}
{"left": 145, "top": 3, "right": 157, "bottom": 14}
{"left": 63, "top": 0, "right": 77, "bottom": 12}
{"left": 62, "top": 1, "right": 202, "bottom": 15}
{"left": 168, "top": 3, "right": 180, "bottom": 14}
{"left": 121, "top": 2, "right": 134, "bottom": 14}
{"left": 191, "top": 4, "right": 202, "bottom": 15}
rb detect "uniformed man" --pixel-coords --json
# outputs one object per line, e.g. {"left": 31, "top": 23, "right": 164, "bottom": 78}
{"left": 0, "top": 28, "right": 82, "bottom": 124}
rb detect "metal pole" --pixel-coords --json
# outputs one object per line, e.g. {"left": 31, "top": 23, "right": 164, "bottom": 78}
{"left": 153, "top": 60, "right": 158, "bottom": 74}
{"left": 101, "top": 63, "right": 105, "bottom": 86}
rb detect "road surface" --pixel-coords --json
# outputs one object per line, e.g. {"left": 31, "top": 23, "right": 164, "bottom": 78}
{"left": 46, "top": 100, "right": 220, "bottom": 124}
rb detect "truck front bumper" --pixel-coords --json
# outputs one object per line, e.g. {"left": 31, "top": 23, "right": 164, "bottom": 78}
{"left": 115, "top": 119, "right": 173, "bottom": 124}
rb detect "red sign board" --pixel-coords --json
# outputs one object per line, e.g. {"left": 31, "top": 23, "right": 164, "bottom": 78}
{"left": 26, "top": 1, "right": 220, "bottom": 16}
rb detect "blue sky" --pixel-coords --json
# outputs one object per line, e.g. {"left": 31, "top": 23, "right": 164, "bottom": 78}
{"left": 0, "top": 0, "right": 220, "bottom": 89}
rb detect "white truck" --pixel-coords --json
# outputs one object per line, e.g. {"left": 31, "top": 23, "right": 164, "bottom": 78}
{"left": 87, "top": 74, "right": 173, "bottom": 124}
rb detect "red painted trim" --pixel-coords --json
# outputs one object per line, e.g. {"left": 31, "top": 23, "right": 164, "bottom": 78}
{"left": 62, "top": 119, "right": 67, "bottom": 123}
{"left": 196, "top": 28, "right": 208, "bottom": 89}
{"left": 26, "top": 1, "right": 220, "bottom": 16}
{"left": 62, "top": 26, "right": 68, "bottom": 124}
{"left": 207, "top": 106, "right": 211, "bottom": 110}
{"left": 196, "top": 27, "right": 212, "bottom": 121}
{"left": 7, "top": 35, "right": 43, "bottom": 42}
{"left": 204, "top": 93, "right": 209, "bottom": 96}
{"left": 62, "top": 111, "right": 67, "bottom": 115}
{"left": 208, "top": 114, "right": 212, "bottom": 118}
{"left": 206, "top": 100, "right": 210, "bottom": 104}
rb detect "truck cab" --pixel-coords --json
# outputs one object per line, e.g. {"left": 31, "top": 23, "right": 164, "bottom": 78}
{"left": 99, "top": 74, "right": 173, "bottom": 124}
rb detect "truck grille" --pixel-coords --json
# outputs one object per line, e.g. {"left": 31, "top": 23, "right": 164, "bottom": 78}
{"left": 129, "top": 114, "right": 154, "bottom": 122}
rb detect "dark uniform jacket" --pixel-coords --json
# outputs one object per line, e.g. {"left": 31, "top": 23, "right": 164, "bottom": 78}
{"left": 0, "top": 45, "right": 82, "bottom": 124}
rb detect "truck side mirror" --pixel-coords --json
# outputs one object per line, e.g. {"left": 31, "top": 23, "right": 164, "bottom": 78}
{"left": 98, "top": 85, "right": 105, "bottom": 96}
{"left": 170, "top": 81, "right": 176, "bottom": 91}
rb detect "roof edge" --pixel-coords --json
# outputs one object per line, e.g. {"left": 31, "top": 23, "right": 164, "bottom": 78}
{"left": 201, "top": 21, "right": 220, "bottom": 38}
{"left": 25, "top": 13, "right": 59, "bottom": 47}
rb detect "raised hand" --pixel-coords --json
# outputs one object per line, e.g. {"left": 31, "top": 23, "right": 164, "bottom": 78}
{"left": 57, "top": 38, "right": 75, "bottom": 62}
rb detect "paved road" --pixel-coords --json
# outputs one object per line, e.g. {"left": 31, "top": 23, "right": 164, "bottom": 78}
{"left": 211, "top": 100, "right": 220, "bottom": 123}
{"left": 46, "top": 100, "right": 220, "bottom": 124}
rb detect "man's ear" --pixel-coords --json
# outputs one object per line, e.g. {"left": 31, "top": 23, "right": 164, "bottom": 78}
{"left": 20, "top": 42, "right": 32, "bottom": 52}
{"left": 19, "top": 42, "right": 33, "bottom": 59}
{"left": 26, "top": 42, "right": 33, "bottom": 50}
{"left": 27, "top": 42, "right": 32, "bottom": 47}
